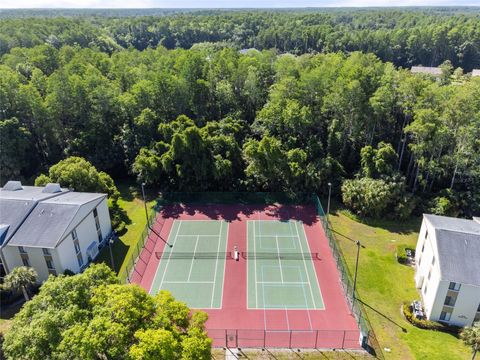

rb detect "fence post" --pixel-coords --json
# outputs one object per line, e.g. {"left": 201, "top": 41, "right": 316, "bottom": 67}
{"left": 263, "top": 330, "right": 266, "bottom": 349}
{"left": 236, "top": 329, "right": 238, "bottom": 348}
{"left": 289, "top": 330, "right": 292, "bottom": 349}
{"left": 225, "top": 330, "right": 228, "bottom": 349}
{"left": 315, "top": 330, "right": 318, "bottom": 348}
{"left": 342, "top": 330, "right": 346, "bottom": 349}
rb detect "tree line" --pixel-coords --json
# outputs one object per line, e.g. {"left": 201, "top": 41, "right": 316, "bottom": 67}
{"left": 1, "top": 42, "right": 478, "bottom": 218}
{"left": 1, "top": 9, "right": 480, "bottom": 70}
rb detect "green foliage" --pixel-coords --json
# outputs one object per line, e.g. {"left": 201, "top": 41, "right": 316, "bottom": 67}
{"left": 0, "top": 13, "right": 479, "bottom": 214}
{"left": 342, "top": 177, "right": 413, "bottom": 219}
{"left": 460, "top": 322, "right": 480, "bottom": 359}
{"left": 2, "top": 264, "right": 210, "bottom": 360}
{"left": 402, "top": 304, "right": 458, "bottom": 333}
{"left": 1, "top": 267, "right": 37, "bottom": 301}
{"left": 0, "top": 118, "right": 32, "bottom": 184}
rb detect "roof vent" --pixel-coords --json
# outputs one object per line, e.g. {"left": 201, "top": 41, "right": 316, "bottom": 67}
{"left": 42, "top": 183, "right": 62, "bottom": 194}
{"left": 2, "top": 181, "right": 23, "bottom": 191}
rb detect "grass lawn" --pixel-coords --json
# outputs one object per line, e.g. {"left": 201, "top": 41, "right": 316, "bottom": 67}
{"left": 95, "top": 180, "right": 156, "bottom": 280}
{"left": 328, "top": 206, "right": 471, "bottom": 360}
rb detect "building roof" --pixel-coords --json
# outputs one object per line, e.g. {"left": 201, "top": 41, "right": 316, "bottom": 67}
{"left": 0, "top": 183, "right": 69, "bottom": 245}
{"left": 0, "top": 181, "right": 106, "bottom": 249}
{"left": 472, "top": 69, "right": 480, "bottom": 77}
{"left": 411, "top": 66, "right": 442, "bottom": 76}
{"left": 424, "top": 214, "right": 480, "bottom": 287}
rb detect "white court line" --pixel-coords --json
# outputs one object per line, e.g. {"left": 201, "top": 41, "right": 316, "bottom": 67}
{"left": 285, "top": 307, "right": 290, "bottom": 331}
{"left": 158, "top": 220, "right": 182, "bottom": 291}
{"left": 219, "top": 222, "right": 229, "bottom": 309}
{"left": 293, "top": 221, "right": 317, "bottom": 309}
{"left": 300, "top": 283, "right": 313, "bottom": 330}
{"left": 187, "top": 235, "right": 200, "bottom": 281}
{"left": 210, "top": 221, "right": 223, "bottom": 308}
{"left": 164, "top": 281, "right": 213, "bottom": 284}
{"left": 176, "top": 234, "right": 223, "bottom": 237}
{"left": 275, "top": 235, "right": 284, "bottom": 283}
{"left": 299, "top": 222, "right": 325, "bottom": 310}
{"left": 257, "top": 281, "right": 310, "bottom": 284}
{"left": 252, "top": 221, "right": 259, "bottom": 308}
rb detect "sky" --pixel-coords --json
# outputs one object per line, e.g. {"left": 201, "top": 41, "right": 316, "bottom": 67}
{"left": 0, "top": 0, "right": 479, "bottom": 8}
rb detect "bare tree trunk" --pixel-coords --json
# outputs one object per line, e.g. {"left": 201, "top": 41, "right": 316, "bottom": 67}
{"left": 398, "top": 134, "right": 407, "bottom": 171}
{"left": 412, "top": 165, "right": 420, "bottom": 194}
{"left": 450, "top": 162, "right": 458, "bottom": 189}
{"left": 21, "top": 285, "right": 30, "bottom": 301}
{"left": 471, "top": 348, "right": 477, "bottom": 360}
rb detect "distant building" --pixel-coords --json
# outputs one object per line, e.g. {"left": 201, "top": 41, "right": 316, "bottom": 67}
{"left": 472, "top": 69, "right": 480, "bottom": 77}
{"left": 0, "top": 181, "right": 112, "bottom": 282}
{"left": 414, "top": 214, "right": 480, "bottom": 327}
{"left": 411, "top": 66, "right": 442, "bottom": 77}
{"left": 239, "top": 48, "right": 259, "bottom": 55}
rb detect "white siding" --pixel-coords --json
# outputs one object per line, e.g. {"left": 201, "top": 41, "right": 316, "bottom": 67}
{"left": 96, "top": 199, "right": 112, "bottom": 242}
{"left": 2, "top": 245, "right": 60, "bottom": 283}
{"left": 415, "top": 217, "right": 480, "bottom": 327}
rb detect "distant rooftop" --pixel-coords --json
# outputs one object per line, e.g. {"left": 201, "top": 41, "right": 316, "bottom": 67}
{"left": 411, "top": 66, "right": 442, "bottom": 76}
{"left": 424, "top": 214, "right": 480, "bottom": 287}
{"left": 472, "top": 69, "right": 480, "bottom": 77}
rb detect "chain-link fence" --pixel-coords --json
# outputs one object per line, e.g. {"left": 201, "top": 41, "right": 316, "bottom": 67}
{"left": 313, "top": 194, "right": 382, "bottom": 357}
{"left": 119, "top": 207, "right": 160, "bottom": 283}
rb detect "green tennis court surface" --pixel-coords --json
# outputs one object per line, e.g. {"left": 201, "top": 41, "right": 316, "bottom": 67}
{"left": 150, "top": 220, "right": 229, "bottom": 308}
{"left": 247, "top": 220, "right": 324, "bottom": 309}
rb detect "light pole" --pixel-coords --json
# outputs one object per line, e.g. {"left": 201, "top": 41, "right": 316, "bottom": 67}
{"left": 327, "top": 182, "right": 332, "bottom": 217}
{"left": 141, "top": 182, "right": 150, "bottom": 228}
{"left": 108, "top": 237, "right": 115, "bottom": 272}
{"left": 352, "top": 240, "right": 361, "bottom": 307}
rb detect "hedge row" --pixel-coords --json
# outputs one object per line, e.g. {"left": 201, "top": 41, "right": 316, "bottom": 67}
{"left": 402, "top": 304, "right": 460, "bottom": 334}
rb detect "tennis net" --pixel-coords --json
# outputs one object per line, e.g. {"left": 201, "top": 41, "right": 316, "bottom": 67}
{"left": 155, "top": 252, "right": 233, "bottom": 259}
{"left": 155, "top": 251, "right": 320, "bottom": 260}
{"left": 241, "top": 252, "right": 320, "bottom": 260}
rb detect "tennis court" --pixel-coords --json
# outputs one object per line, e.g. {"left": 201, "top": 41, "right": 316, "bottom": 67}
{"left": 246, "top": 220, "right": 324, "bottom": 310}
{"left": 149, "top": 220, "right": 229, "bottom": 308}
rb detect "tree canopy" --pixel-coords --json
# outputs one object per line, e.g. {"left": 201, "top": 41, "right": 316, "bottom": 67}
{"left": 1, "top": 10, "right": 479, "bottom": 218}
{"left": 2, "top": 264, "right": 211, "bottom": 360}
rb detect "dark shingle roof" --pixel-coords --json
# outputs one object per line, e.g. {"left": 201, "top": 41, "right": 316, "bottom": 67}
{"left": 424, "top": 214, "right": 480, "bottom": 286}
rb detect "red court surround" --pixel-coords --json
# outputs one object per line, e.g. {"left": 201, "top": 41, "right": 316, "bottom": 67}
{"left": 131, "top": 204, "right": 361, "bottom": 349}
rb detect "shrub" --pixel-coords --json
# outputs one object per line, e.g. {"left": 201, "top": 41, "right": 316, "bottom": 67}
{"left": 402, "top": 303, "right": 460, "bottom": 334}
{"left": 341, "top": 176, "right": 413, "bottom": 219}
{"left": 396, "top": 245, "right": 414, "bottom": 264}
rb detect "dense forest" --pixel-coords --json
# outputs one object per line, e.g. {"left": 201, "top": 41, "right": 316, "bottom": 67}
{"left": 0, "top": 9, "right": 479, "bottom": 218}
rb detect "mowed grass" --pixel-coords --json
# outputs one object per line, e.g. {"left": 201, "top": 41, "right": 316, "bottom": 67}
{"left": 96, "top": 181, "right": 156, "bottom": 278}
{"left": 328, "top": 207, "right": 470, "bottom": 360}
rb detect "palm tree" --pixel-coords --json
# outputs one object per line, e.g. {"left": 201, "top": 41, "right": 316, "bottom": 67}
{"left": 2, "top": 266, "right": 38, "bottom": 301}
{"left": 461, "top": 322, "right": 480, "bottom": 360}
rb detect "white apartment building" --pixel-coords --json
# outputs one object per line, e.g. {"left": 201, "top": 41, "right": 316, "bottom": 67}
{"left": 415, "top": 214, "right": 480, "bottom": 327}
{"left": 0, "top": 181, "right": 112, "bottom": 282}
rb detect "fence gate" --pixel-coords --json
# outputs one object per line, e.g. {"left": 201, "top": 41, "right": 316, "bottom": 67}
{"left": 225, "top": 329, "right": 238, "bottom": 348}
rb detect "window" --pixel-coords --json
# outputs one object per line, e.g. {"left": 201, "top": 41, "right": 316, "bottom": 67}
{"left": 46, "top": 258, "right": 55, "bottom": 270}
{"left": 423, "top": 284, "right": 428, "bottom": 294}
{"left": 42, "top": 248, "right": 50, "bottom": 255}
{"left": 449, "top": 282, "right": 461, "bottom": 291}
{"left": 74, "top": 241, "right": 80, "bottom": 254}
{"left": 21, "top": 257, "right": 30, "bottom": 267}
{"left": 440, "top": 311, "right": 452, "bottom": 322}
{"left": 444, "top": 296, "right": 456, "bottom": 307}
{"left": 93, "top": 208, "right": 98, "bottom": 218}
{"left": 428, "top": 269, "right": 432, "bottom": 280}
{"left": 72, "top": 229, "right": 78, "bottom": 241}
{"left": 77, "top": 252, "right": 84, "bottom": 267}
{"left": 421, "top": 243, "right": 425, "bottom": 253}
{"left": 18, "top": 246, "right": 26, "bottom": 254}
{"left": 477, "top": 303, "right": 480, "bottom": 312}
{"left": 431, "top": 256, "right": 435, "bottom": 265}
{"left": 93, "top": 207, "right": 102, "bottom": 242}
{"left": 425, "top": 230, "right": 428, "bottom": 239}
